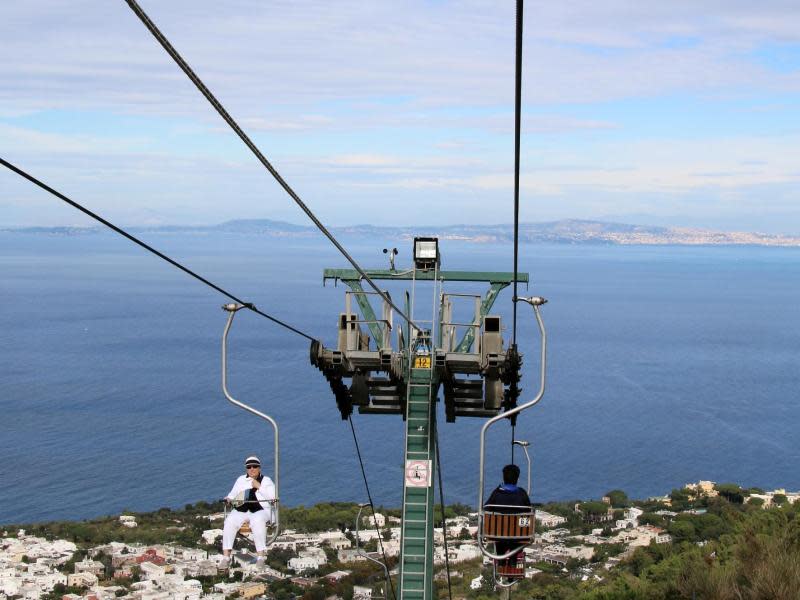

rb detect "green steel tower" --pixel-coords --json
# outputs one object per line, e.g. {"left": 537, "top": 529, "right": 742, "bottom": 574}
{"left": 310, "top": 238, "right": 527, "bottom": 600}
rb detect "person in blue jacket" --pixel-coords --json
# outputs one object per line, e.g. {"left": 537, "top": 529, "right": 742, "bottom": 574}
{"left": 485, "top": 464, "right": 531, "bottom": 563}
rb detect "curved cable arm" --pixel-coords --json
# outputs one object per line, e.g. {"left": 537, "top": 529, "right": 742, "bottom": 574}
{"left": 477, "top": 298, "right": 547, "bottom": 560}
{"left": 222, "top": 303, "right": 280, "bottom": 546}
{"left": 355, "top": 503, "right": 391, "bottom": 600}
{"left": 512, "top": 441, "right": 532, "bottom": 496}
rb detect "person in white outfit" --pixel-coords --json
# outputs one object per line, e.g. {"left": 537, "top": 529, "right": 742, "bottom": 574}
{"left": 221, "top": 455, "right": 275, "bottom": 567}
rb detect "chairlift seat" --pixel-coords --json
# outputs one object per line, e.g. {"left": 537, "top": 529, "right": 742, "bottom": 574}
{"left": 482, "top": 506, "right": 535, "bottom": 541}
{"left": 496, "top": 553, "right": 525, "bottom": 579}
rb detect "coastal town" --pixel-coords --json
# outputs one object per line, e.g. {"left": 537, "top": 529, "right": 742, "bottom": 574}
{"left": 8, "top": 220, "right": 800, "bottom": 248}
{"left": 2, "top": 481, "right": 798, "bottom": 600}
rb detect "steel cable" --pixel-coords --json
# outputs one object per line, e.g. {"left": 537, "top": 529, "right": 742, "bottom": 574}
{"left": 124, "top": 0, "right": 420, "bottom": 333}
{"left": 347, "top": 416, "right": 397, "bottom": 600}
{"left": 512, "top": 0, "right": 524, "bottom": 344}
{"left": 510, "top": 0, "right": 525, "bottom": 464}
{"left": 0, "top": 157, "right": 317, "bottom": 342}
{"left": 434, "top": 418, "right": 453, "bottom": 600}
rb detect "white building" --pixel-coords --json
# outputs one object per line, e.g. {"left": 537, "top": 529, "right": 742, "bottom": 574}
{"left": 139, "top": 561, "right": 166, "bottom": 580}
{"left": 67, "top": 572, "right": 99, "bottom": 588}
{"left": 181, "top": 549, "right": 207, "bottom": 562}
{"left": 288, "top": 547, "right": 328, "bottom": 573}
{"left": 353, "top": 584, "right": 373, "bottom": 600}
{"left": 201, "top": 529, "right": 223, "bottom": 545}
{"left": 447, "top": 544, "right": 482, "bottom": 563}
{"left": 318, "top": 531, "right": 351, "bottom": 550}
{"left": 363, "top": 512, "right": 386, "bottom": 528}
{"left": 536, "top": 511, "right": 567, "bottom": 528}
{"left": 119, "top": 516, "right": 137, "bottom": 528}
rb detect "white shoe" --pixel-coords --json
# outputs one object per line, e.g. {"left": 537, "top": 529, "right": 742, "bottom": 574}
{"left": 220, "top": 557, "right": 230, "bottom": 569}
{"left": 255, "top": 557, "right": 265, "bottom": 568}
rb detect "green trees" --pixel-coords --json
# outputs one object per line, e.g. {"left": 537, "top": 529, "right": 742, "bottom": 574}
{"left": 638, "top": 512, "right": 666, "bottom": 528}
{"left": 605, "top": 490, "right": 629, "bottom": 508}
{"left": 283, "top": 502, "right": 360, "bottom": 533}
{"left": 591, "top": 543, "right": 626, "bottom": 563}
{"left": 667, "top": 519, "right": 697, "bottom": 544}
{"left": 669, "top": 488, "right": 693, "bottom": 511}
{"left": 579, "top": 502, "right": 611, "bottom": 516}
{"left": 715, "top": 483, "right": 747, "bottom": 504}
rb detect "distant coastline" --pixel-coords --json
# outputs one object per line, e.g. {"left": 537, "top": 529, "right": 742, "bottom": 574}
{"left": 4, "top": 219, "right": 800, "bottom": 247}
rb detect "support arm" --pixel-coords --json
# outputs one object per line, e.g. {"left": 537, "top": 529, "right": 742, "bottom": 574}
{"left": 222, "top": 304, "right": 280, "bottom": 545}
{"left": 455, "top": 282, "right": 509, "bottom": 353}
{"left": 477, "top": 298, "right": 547, "bottom": 560}
{"left": 342, "top": 280, "right": 386, "bottom": 349}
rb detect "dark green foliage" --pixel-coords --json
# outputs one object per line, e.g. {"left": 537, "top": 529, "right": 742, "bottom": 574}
{"left": 638, "top": 512, "right": 666, "bottom": 527}
{"left": 579, "top": 501, "right": 610, "bottom": 515}
{"left": 266, "top": 547, "right": 296, "bottom": 570}
{"left": 591, "top": 543, "right": 626, "bottom": 563}
{"left": 669, "top": 487, "right": 693, "bottom": 511}
{"left": 605, "top": 490, "right": 629, "bottom": 508}
{"left": 715, "top": 483, "right": 746, "bottom": 504}
{"left": 282, "top": 502, "right": 361, "bottom": 533}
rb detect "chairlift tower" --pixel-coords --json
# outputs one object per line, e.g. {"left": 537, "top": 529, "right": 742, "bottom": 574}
{"left": 310, "top": 238, "right": 528, "bottom": 600}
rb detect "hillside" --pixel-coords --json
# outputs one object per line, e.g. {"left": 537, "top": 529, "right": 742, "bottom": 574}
{"left": 5, "top": 219, "right": 800, "bottom": 247}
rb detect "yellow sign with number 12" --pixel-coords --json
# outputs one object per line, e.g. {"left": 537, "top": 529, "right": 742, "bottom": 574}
{"left": 414, "top": 355, "right": 431, "bottom": 369}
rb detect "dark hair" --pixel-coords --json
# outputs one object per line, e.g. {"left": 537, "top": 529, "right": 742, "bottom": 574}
{"left": 502, "top": 464, "right": 520, "bottom": 485}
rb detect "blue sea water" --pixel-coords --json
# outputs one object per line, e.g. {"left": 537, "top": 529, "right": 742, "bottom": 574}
{"left": 1, "top": 232, "right": 798, "bottom": 525}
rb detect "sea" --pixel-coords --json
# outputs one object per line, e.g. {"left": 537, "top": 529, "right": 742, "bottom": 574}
{"left": 1, "top": 231, "right": 798, "bottom": 525}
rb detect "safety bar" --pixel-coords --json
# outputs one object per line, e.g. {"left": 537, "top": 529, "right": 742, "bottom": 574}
{"left": 494, "top": 576, "right": 520, "bottom": 589}
{"left": 222, "top": 303, "right": 280, "bottom": 546}
{"left": 477, "top": 297, "right": 547, "bottom": 560}
{"left": 494, "top": 562, "right": 523, "bottom": 588}
{"left": 355, "top": 503, "right": 390, "bottom": 600}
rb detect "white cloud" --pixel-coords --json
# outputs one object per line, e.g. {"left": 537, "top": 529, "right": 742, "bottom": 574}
{"left": 2, "top": 0, "right": 799, "bottom": 118}
{"left": 2, "top": 1, "right": 800, "bottom": 230}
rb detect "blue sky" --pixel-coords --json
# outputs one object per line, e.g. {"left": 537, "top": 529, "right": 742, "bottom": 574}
{"left": 2, "top": 1, "right": 800, "bottom": 232}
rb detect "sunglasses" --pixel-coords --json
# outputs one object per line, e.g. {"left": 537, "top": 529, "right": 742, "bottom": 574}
{"left": 246, "top": 465, "right": 260, "bottom": 469}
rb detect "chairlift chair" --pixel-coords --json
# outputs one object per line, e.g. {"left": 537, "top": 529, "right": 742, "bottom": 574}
{"left": 477, "top": 297, "right": 547, "bottom": 584}
{"left": 221, "top": 304, "right": 281, "bottom": 546}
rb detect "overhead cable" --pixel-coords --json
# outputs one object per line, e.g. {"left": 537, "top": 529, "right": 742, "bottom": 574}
{"left": 124, "top": 0, "right": 420, "bottom": 333}
{"left": 512, "top": 0, "right": 524, "bottom": 345}
{"left": 510, "top": 0, "right": 525, "bottom": 465}
{"left": 434, "top": 419, "right": 453, "bottom": 600}
{"left": 0, "top": 157, "right": 317, "bottom": 342}
{"left": 347, "top": 416, "right": 397, "bottom": 600}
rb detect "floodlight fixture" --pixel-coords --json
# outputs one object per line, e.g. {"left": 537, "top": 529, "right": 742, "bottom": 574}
{"left": 413, "top": 237, "right": 439, "bottom": 270}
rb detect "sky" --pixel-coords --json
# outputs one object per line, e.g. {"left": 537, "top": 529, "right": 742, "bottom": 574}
{"left": 2, "top": 1, "right": 800, "bottom": 233}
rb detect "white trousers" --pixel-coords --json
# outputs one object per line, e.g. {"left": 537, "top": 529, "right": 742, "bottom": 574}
{"left": 222, "top": 509, "right": 270, "bottom": 553}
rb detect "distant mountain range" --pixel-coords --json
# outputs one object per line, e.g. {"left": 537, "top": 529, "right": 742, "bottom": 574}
{"left": 5, "top": 219, "right": 800, "bottom": 247}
